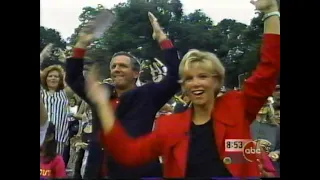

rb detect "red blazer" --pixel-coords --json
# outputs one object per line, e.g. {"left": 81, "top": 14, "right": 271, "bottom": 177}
{"left": 102, "top": 34, "right": 280, "bottom": 178}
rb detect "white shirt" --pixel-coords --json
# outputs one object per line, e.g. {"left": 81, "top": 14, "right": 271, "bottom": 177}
{"left": 40, "top": 120, "right": 49, "bottom": 146}
{"left": 69, "top": 106, "right": 78, "bottom": 115}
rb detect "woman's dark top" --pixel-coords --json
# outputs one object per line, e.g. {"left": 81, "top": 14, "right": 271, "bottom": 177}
{"left": 186, "top": 119, "right": 232, "bottom": 178}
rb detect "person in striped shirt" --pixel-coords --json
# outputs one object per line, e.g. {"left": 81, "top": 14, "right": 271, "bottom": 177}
{"left": 40, "top": 65, "right": 72, "bottom": 159}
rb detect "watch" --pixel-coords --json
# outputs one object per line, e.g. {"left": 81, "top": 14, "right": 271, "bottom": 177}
{"left": 262, "top": 11, "right": 280, "bottom": 21}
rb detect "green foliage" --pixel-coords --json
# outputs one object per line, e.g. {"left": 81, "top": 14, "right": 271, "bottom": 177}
{"left": 40, "top": 26, "right": 66, "bottom": 51}
{"left": 62, "top": 1, "right": 264, "bottom": 87}
{"left": 40, "top": 26, "right": 67, "bottom": 69}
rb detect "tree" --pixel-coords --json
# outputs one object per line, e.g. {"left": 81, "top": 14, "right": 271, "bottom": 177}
{"left": 67, "top": 1, "right": 264, "bottom": 86}
{"left": 235, "top": 13, "right": 264, "bottom": 82}
{"left": 214, "top": 19, "right": 249, "bottom": 87}
{"left": 169, "top": 9, "right": 217, "bottom": 55}
{"left": 169, "top": 13, "right": 249, "bottom": 87}
{"left": 219, "top": 13, "right": 265, "bottom": 88}
{"left": 68, "top": 1, "right": 184, "bottom": 78}
{"left": 40, "top": 26, "right": 66, "bottom": 51}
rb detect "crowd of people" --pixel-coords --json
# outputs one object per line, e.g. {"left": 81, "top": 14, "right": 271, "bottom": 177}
{"left": 40, "top": 0, "right": 280, "bottom": 179}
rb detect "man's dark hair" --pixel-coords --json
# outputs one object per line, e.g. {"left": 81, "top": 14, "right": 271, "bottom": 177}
{"left": 111, "top": 51, "right": 141, "bottom": 72}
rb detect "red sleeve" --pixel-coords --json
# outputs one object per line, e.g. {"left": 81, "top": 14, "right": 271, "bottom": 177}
{"left": 242, "top": 34, "right": 280, "bottom": 123}
{"left": 102, "top": 118, "right": 163, "bottom": 167}
{"left": 52, "top": 155, "right": 67, "bottom": 178}
{"left": 72, "top": 48, "right": 86, "bottom": 59}
{"left": 159, "top": 39, "right": 174, "bottom": 50}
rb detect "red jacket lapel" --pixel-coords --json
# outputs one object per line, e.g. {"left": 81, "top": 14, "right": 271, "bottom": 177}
{"left": 170, "top": 109, "right": 192, "bottom": 176}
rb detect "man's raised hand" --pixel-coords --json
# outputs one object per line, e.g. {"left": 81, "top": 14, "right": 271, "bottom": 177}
{"left": 76, "top": 9, "right": 115, "bottom": 49}
{"left": 85, "top": 68, "right": 110, "bottom": 105}
{"left": 148, "top": 12, "right": 167, "bottom": 42}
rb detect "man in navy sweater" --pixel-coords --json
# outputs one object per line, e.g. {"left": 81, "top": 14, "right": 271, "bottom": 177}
{"left": 65, "top": 12, "right": 180, "bottom": 178}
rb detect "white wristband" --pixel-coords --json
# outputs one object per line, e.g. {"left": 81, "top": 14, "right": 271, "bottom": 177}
{"left": 262, "top": 11, "right": 280, "bottom": 21}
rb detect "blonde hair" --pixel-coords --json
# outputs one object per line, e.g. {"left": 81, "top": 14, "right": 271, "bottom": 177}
{"left": 258, "top": 104, "right": 279, "bottom": 126}
{"left": 179, "top": 49, "right": 225, "bottom": 96}
{"left": 41, "top": 65, "right": 65, "bottom": 91}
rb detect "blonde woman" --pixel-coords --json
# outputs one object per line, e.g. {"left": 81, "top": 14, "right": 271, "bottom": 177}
{"left": 85, "top": 0, "right": 280, "bottom": 178}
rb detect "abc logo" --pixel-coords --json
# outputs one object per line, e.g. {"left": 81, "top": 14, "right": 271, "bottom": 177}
{"left": 242, "top": 141, "right": 261, "bottom": 162}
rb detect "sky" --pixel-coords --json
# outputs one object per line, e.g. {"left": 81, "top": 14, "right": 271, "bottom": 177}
{"left": 40, "top": 0, "right": 256, "bottom": 40}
